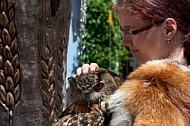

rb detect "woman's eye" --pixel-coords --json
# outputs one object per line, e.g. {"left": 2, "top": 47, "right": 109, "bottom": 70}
{"left": 94, "top": 82, "right": 104, "bottom": 91}
{"left": 122, "top": 29, "right": 132, "bottom": 34}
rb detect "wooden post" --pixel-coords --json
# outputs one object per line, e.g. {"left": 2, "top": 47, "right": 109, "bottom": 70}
{"left": 0, "top": 0, "right": 71, "bottom": 125}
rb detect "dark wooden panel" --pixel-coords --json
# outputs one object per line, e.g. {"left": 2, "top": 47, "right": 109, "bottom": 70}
{"left": 0, "top": 0, "right": 71, "bottom": 125}
{"left": 0, "top": 103, "right": 9, "bottom": 126}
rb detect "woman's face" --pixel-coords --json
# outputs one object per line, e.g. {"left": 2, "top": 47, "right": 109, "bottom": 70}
{"left": 118, "top": 9, "right": 171, "bottom": 65}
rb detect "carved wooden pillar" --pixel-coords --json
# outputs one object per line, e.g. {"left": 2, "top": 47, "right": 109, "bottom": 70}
{"left": 0, "top": 0, "right": 71, "bottom": 125}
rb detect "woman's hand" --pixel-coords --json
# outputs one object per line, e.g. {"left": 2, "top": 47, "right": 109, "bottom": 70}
{"left": 74, "top": 63, "right": 99, "bottom": 77}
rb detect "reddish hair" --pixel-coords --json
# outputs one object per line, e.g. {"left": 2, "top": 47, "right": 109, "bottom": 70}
{"left": 115, "top": 0, "right": 190, "bottom": 64}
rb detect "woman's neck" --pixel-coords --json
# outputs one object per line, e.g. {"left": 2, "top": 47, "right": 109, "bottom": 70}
{"left": 168, "top": 47, "right": 187, "bottom": 65}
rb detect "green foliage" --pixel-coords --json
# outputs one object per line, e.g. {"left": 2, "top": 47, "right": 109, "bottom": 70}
{"left": 79, "top": 0, "right": 130, "bottom": 75}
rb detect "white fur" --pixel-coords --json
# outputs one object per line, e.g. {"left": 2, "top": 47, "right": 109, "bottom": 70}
{"left": 108, "top": 91, "right": 132, "bottom": 126}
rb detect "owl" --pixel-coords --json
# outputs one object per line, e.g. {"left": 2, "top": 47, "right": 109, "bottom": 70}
{"left": 53, "top": 68, "right": 121, "bottom": 126}
{"left": 108, "top": 59, "right": 190, "bottom": 126}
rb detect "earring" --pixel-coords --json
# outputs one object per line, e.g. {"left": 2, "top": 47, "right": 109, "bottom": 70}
{"left": 166, "top": 38, "right": 171, "bottom": 43}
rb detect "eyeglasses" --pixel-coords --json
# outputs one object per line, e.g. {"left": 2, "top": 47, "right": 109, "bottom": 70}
{"left": 120, "top": 19, "right": 165, "bottom": 38}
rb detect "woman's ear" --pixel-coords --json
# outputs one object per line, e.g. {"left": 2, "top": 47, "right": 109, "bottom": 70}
{"left": 162, "top": 18, "right": 177, "bottom": 37}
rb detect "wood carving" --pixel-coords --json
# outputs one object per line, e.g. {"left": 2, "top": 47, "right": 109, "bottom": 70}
{"left": 0, "top": 0, "right": 21, "bottom": 123}
{"left": 0, "top": 0, "right": 70, "bottom": 125}
{"left": 40, "top": 38, "right": 65, "bottom": 124}
{"left": 40, "top": 45, "right": 56, "bottom": 123}
{"left": 39, "top": 0, "right": 65, "bottom": 123}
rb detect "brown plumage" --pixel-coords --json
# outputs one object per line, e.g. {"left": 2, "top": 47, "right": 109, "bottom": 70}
{"left": 108, "top": 59, "right": 190, "bottom": 126}
{"left": 53, "top": 68, "right": 121, "bottom": 126}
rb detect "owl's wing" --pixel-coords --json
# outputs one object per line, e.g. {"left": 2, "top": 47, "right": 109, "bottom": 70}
{"left": 53, "top": 103, "right": 106, "bottom": 126}
{"left": 53, "top": 104, "right": 105, "bottom": 126}
{"left": 53, "top": 112, "right": 105, "bottom": 126}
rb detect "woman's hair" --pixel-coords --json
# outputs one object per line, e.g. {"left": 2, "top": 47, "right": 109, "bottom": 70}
{"left": 114, "top": 0, "right": 190, "bottom": 64}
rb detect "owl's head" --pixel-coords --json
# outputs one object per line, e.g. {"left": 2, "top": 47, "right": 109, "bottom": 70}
{"left": 68, "top": 68, "right": 121, "bottom": 105}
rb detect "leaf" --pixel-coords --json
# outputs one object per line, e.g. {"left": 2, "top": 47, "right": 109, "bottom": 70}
{"left": 79, "top": 0, "right": 130, "bottom": 75}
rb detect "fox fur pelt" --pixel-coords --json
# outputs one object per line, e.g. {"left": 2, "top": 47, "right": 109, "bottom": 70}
{"left": 108, "top": 59, "right": 190, "bottom": 126}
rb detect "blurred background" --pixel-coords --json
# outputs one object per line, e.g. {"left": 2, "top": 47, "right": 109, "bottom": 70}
{"left": 66, "top": 0, "right": 136, "bottom": 88}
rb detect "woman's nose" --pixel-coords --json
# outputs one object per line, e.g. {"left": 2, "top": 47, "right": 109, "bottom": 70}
{"left": 121, "top": 34, "right": 133, "bottom": 46}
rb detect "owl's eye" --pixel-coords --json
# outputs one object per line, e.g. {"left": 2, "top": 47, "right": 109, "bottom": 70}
{"left": 94, "top": 82, "right": 104, "bottom": 91}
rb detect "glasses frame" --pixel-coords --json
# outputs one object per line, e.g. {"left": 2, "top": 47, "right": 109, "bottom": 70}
{"left": 121, "top": 19, "right": 165, "bottom": 37}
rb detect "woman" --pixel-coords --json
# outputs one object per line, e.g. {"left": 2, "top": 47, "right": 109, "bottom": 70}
{"left": 73, "top": 0, "right": 190, "bottom": 125}
{"left": 75, "top": 0, "right": 190, "bottom": 76}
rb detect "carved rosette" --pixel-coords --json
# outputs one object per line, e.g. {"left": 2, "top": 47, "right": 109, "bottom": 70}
{"left": 0, "top": 0, "right": 21, "bottom": 110}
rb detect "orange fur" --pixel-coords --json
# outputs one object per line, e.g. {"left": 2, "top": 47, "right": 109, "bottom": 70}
{"left": 109, "top": 59, "right": 190, "bottom": 126}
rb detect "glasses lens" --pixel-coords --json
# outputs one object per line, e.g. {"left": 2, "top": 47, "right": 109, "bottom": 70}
{"left": 124, "top": 30, "right": 133, "bottom": 38}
